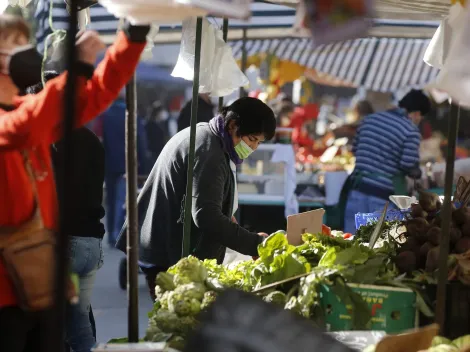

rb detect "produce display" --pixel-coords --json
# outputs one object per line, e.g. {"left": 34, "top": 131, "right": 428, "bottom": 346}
{"left": 145, "top": 230, "right": 432, "bottom": 348}
{"left": 393, "top": 189, "right": 470, "bottom": 284}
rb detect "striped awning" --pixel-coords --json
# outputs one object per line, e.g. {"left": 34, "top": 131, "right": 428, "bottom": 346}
{"left": 230, "top": 37, "right": 440, "bottom": 92}
{"left": 35, "top": 0, "right": 439, "bottom": 52}
{"left": 362, "top": 37, "right": 439, "bottom": 93}
{"left": 231, "top": 37, "right": 378, "bottom": 88}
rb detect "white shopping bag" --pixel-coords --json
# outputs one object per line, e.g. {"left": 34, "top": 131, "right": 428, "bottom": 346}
{"left": 428, "top": 3, "right": 470, "bottom": 107}
{"left": 172, "top": 17, "right": 248, "bottom": 97}
{"left": 424, "top": 3, "right": 466, "bottom": 69}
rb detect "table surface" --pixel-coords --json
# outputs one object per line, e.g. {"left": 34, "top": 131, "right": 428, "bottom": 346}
{"left": 238, "top": 193, "right": 324, "bottom": 207}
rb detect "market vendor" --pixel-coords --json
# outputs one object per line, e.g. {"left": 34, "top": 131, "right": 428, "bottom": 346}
{"left": 341, "top": 89, "right": 430, "bottom": 234}
{"left": 116, "top": 97, "right": 276, "bottom": 300}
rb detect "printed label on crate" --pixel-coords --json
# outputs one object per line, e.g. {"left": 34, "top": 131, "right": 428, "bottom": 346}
{"left": 320, "top": 284, "right": 418, "bottom": 334}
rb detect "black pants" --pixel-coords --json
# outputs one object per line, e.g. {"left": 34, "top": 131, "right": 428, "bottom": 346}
{"left": 0, "top": 306, "right": 55, "bottom": 352}
{"left": 141, "top": 266, "right": 168, "bottom": 301}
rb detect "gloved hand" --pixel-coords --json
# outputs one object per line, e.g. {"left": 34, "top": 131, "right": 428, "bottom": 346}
{"left": 123, "top": 21, "right": 151, "bottom": 43}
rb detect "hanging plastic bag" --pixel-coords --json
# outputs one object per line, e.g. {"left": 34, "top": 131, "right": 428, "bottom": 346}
{"left": 297, "top": 0, "right": 374, "bottom": 47}
{"left": 210, "top": 25, "right": 249, "bottom": 96}
{"left": 171, "top": 18, "right": 216, "bottom": 92}
{"left": 424, "top": 3, "right": 466, "bottom": 69}
{"left": 172, "top": 17, "right": 248, "bottom": 97}
{"left": 428, "top": 3, "right": 470, "bottom": 107}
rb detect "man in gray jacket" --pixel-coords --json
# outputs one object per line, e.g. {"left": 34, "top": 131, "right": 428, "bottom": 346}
{"left": 116, "top": 97, "right": 276, "bottom": 300}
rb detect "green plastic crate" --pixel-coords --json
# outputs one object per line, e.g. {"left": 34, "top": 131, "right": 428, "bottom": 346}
{"left": 320, "top": 283, "right": 418, "bottom": 334}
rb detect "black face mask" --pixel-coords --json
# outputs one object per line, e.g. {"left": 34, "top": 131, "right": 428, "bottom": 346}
{"left": 0, "top": 45, "right": 43, "bottom": 92}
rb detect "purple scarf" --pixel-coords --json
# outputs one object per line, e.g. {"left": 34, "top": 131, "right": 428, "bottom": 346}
{"left": 209, "top": 115, "right": 243, "bottom": 165}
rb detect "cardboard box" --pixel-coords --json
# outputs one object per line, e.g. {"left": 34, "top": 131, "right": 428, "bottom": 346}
{"left": 320, "top": 283, "right": 418, "bottom": 334}
{"left": 286, "top": 208, "right": 325, "bottom": 245}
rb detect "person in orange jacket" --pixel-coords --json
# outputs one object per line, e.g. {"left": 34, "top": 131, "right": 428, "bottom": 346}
{"left": 0, "top": 14, "right": 149, "bottom": 352}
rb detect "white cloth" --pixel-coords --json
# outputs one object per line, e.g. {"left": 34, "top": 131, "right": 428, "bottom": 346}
{"left": 271, "top": 144, "right": 299, "bottom": 217}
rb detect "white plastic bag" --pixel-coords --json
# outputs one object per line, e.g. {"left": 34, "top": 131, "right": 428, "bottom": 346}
{"left": 172, "top": 17, "right": 248, "bottom": 97}
{"left": 428, "top": 3, "right": 470, "bottom": 107}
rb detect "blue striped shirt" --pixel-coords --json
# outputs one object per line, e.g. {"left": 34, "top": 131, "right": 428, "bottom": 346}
{"left": 352, "top": 108, "right": 421, "bottom": 192}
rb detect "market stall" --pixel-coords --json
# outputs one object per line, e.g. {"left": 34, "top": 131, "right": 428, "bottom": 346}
{"left": 24, "top": 0, "right": 470, "bottom": 350}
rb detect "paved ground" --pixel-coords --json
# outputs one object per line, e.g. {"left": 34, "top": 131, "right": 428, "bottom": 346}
{"left": 91, "top": 239, "right": 153, "bottom": 343}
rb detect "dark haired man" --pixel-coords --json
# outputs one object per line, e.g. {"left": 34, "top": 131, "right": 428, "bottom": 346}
{"left": 342, "top": 89, "right": 430, "bottom": 234}
{"left": 116, "top": 97, "right": 276, "bottom": 300}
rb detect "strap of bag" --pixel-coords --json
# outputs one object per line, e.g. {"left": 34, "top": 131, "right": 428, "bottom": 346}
{"left": 20, "top": 150, "right": 44, "bottom": 228}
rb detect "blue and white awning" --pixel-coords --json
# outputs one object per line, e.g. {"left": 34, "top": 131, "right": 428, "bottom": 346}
{"left": 34, "top": 0, "right": 440, "bottom": 92}
{"left": 230, "top": 37, "right": 440, "bottom": 92}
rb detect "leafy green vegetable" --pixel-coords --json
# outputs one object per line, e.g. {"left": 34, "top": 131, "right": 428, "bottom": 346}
{"left": 156, "top": 272, "right": 175, "bottom": 291}
{"left": 168, "top": 256, "right": 207, "bottom": 284}
{"left": 452, "top": 335, "right": 470, "bottom": 349}
{"left": 263, "top": 291, "right": 287, "bottom": 306}
{"left": 432, "top": 336, "right": 453, "bottom": 347}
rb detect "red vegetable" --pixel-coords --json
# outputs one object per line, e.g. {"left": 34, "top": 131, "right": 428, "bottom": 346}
{"left": 322, "top": 224, "right": 332, "bottom": 237}
{"left": 343, "top": 233, "right": 353, "bottom": 239}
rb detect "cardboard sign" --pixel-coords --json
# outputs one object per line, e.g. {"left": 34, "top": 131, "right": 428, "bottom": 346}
{"left": 287, "top": 208, "right": 325, "bottom": 245}
{"left": 374, "top": 324, "right": 439, "bottom": 352}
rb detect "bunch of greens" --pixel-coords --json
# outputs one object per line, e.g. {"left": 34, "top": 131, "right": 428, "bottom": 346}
{"left": 145, "top": 230, "right": 433, "bottom": 348}
{"left": 145, "top": 256, "right": 218, "bottom": 348}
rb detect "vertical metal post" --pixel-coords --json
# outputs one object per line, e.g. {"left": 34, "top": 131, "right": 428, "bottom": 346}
{"left": 182, "top": 17, "right": 203, "bottom": 258}
{"left": 54, "top": 0, "right": 79, "bottom": 351}
{"left": 436, "top": 102, "right": 460, "bottom": 331}
{"left": 125, "top": 76, "right": 139, "bottom": 342}
{"left": 239, "top": 27, "right": 248, "bottom": 98}
{"left": 218, "top": 18, "right": 229, "bottom": 110}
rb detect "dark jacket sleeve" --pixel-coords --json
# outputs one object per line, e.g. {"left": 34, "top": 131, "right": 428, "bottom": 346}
{"left": 191, "top": 153, "right": 263, "bottom": 257}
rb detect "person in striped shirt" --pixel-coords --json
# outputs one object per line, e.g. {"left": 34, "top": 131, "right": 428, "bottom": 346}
{"left": 343, "top": 89, "right": 431, "bottom": 234}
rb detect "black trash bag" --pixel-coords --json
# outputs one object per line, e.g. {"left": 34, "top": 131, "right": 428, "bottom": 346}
{"left": 184, "top": 289, "right": 355, "bottom": 352}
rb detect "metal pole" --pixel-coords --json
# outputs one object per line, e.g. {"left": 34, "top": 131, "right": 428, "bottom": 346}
{"left": 218, "top": 18, "right": 229, "bottom": 110}
{"left": 239, "top": 27, "right": 247, "bottom": 98}
{"left": 182, "top": 17, "right": 203, "bottom": 258}
{"left": 435, "top": 102, "right": 460, "bottom": 331}
{"left": 125, "top": 76, "right": 139, "bottom": 342}
{"left": 54, "top": 0, "right": 79, "bottom": 351}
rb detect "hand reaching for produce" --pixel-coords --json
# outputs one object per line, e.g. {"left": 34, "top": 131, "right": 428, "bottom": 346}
{"left": 258, "top": 232, "right": 269, "bottom": 237}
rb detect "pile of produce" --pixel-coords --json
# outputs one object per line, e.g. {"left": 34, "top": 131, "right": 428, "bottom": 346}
{"left": 146, "top": 230, "right": 431, "bottom": 347}
{"left": 393, "top": 189, "right": 470, "bottom": 281}
{"left": 363, "top": 335, "right": 470, "bottom": 352}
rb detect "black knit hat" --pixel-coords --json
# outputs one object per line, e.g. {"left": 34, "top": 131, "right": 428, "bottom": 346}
{"left": 398, "top": 89, "right": 431, "bottom": 115}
